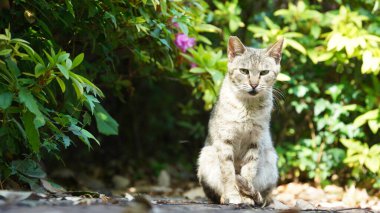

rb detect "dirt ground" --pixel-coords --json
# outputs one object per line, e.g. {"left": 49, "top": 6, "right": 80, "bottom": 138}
{"left": 0, "top": 197, "right": 376, "bottom": 213}
{"left": 1, "top": 204, "right": 375, "bottom": 213}
{"left": 0, "top": 191, "right": 377, "bottom": 213}
{"left": 1, "top": 181, "right": 379, "bottom": 213}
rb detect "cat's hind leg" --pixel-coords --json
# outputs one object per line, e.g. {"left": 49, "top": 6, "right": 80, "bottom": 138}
{"left": 197, "top": 146, "right": 223, "bottom": 203}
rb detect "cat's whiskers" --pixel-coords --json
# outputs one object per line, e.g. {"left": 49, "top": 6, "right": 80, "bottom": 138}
{"left": 273, "top": 87, "right": 285, "bottom": 100}
{"left": 261, "top": 86, "right": 282, "bottom": 110}
{"left": 272, "top": 88, "right": 285, "bottom": 111}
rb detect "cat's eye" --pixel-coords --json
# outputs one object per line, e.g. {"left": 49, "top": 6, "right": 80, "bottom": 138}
{"left": 239, "top": 68, "right": 249, "bottom": 75}
{"left": 260, "top": 70, "right": 270, "bottom": 75}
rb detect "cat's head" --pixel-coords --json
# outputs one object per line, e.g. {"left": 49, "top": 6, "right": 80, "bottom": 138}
{"left": 227, "top": 36, "right": 283, "bottom": 97}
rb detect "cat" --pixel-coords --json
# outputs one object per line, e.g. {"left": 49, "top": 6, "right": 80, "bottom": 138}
{"left": 197, "top": 36, "right": 284, "bottom": 205}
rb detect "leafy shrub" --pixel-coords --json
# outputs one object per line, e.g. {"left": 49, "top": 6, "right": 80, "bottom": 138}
{"left": 0, "top": 0, "right": 221, "bottom": 188}
{"left": 0, "top": 29, "right": 117, "bottom": 188}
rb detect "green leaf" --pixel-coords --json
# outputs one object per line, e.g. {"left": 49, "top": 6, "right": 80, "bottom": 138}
{"left": 34, "top": 63, "right": 45, "bottom": 77}
{"left": 18, "top": 88, "right": 45, "bottom": 128}
{"left": 11, "top": 38, "right": 30, "bottom": 44}
{"left": 196, "top": 35, "right": 212, "bottom": 45}
{"left": 160, "top": 0, "right": 167, "bottom": 15}
{"left": 56, "top": 77, "right": 66, "bottom": 93}
{"left": 264, "top": 16, "right": 279, "bottom": 30}
{"left": 11, "top": 159, "right": 46, "bottom": 178}
{"left": 340, "top": 138, "right": 365, "bottom": 151}
{"left": 178, "top": 22, "right": 189, "bottom": 35}
{"left": 71, "top": 78, "right": 83, "bottom": 97}
{"left": 368, "top": 120, "right": 380, "bottom": 134}
{"left": 194, "top": 24, "right": 221, "bottom": 33}
{"left": 62, "top": 135, "right": 71, "bottom": 148}
{"left": 94, "top": 103, "right": 119, "bottom": 136}
{"left": 57, "top": 64, "right": 69, "bottom": 79}
{"left": 190, "top": 67, "right": 206, "bottom": 73}
{"left": 22, "top": 111, "right": 41, "bottom": 153}
{"left": 0, "top": 49, "right": 12, "bottom": 56}
{"left": 286, "top": 39, "right": 306, "bottom": 55}
{"left": 310, "top": 25, "right": 321, "bottom": 39}
{"left": 57, "top": 52, "right": 70, "bottom": 64}
{"left": 5, "top": 58, "right": 20, "bottom": 77}
{"left": 11, "top": 118, "right": 27, "bottom": 141}
{"left": 229, "top": 16, "right": 243, "bottom": 32}
{"left": 293, "top": 85, "right": 309, "bottom": 97}
{"left": 83, "top": 111, "right": 92, "bottom": 126}
{"left": 277, "top": 73, "right": 291, "bottom": 81}
{"left": 207, "top": 68, "right": 224, "bottom": 85}
{"left": 65, "top": 0, "right": 75, "bottom": 17}
{"left": 69, "top": 124, "right": 100, "bottom": 147}
{"left": 65, "top": 58, "right": 72, "bottom": 70}
{"left": 369, "top": 145, "right": 380, "bottom": 156}
{"left": 180, "top": 53, "right": 196, "bottom": 64}
{"left": 353, "top": 109, "right": 379, "bottom": 127}
{"left": 82, "top": 130, "right": 98, "bottom": 145}
{"left": 0, "top": 92, "right": 13, "bottom": 109}
{"left": 19, "top": 42, "right": 38, "bottom": 60}
{"left": 43, "top": 50, "right": 55, "bottom": 65}
{"left": 72, "top": 53, "right": 84, "bottom": 69}
{"left": 314, "top": 99, "right": 328, "bottom": 116}
{"left": 84, "top": 94, "right": 99, "bottom": 113}
{"left": 365, "top": 156, "right": 380, "bottom": 173}
{"left": 316, "top": 52, "right": 334, "bottom": 62}
{"left": 0, "top": 34, "right": 9, "bottom": 41}
{"left": 159, "top": 38, "right": 171, "bottom": 49}
{"left": 104, "top": 12, "right": 117, "bottom": 28}
{"left": 75, "top": 74, "right": 104, "bottom": 97}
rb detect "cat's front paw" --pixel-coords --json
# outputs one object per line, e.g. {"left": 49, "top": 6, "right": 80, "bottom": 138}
{"left": 259, "top": 194, "right": 273, "bottom": 207}
{"left": 221, "top": 194, "right": 242, "bottom": 204}
{"left": 241, "top": 196, "right": 254, "bottom": 205}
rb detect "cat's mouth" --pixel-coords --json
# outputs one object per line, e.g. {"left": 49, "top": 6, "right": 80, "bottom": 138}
{"left": 248, "top": 90, "right": 258, "bottom": 96}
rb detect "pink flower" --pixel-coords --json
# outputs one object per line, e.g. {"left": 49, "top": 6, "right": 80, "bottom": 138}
{"left": 190, "top": 63, "right": 198, "bottom": 68}
{"left": 174, "top": 33, "right": 196, "bottom": 52}
{"left": 172, "top": 22, "right": 179, "bottom": 28}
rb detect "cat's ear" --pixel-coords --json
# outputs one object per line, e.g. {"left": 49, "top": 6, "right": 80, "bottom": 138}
{"left": 228, "top": 36, "right": 246, "bottom": 61}
{"left": 266, "top": 38, "right": 284, "bottom": 64}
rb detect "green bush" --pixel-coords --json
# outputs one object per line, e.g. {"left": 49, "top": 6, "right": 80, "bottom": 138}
{"left": 0, "top": 0, "right": 221, "bottom": 188}
{"left": 0, "top": 28, "right": 118, "bottom": 189}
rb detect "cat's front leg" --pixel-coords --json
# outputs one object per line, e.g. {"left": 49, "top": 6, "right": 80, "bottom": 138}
{"left": 237, "top": 143, "right": 261, "bottom": 204}
{"left": 252, "top": 147, "right": 278, "bottom": 204}
{"left": 216, "top": 141, "right": 242, "bottom": 204}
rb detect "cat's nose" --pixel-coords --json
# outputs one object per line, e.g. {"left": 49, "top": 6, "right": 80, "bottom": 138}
{"left": 250, "top": 84, "right": 258, "bottom": 89}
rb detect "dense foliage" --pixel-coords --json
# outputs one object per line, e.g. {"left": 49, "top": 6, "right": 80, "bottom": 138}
{"left": 0, "top": 24, "right": 118, "bottom": 190}
{"left": 250, "top": 2, "right": 380, "bottom": 191}
{"left": 0, "top": 0, "right": 379, "bottom": 192}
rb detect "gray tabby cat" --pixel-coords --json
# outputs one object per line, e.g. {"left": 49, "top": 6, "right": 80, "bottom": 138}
{"left": 197, "top": 36, "right": 284, "bottom": 205}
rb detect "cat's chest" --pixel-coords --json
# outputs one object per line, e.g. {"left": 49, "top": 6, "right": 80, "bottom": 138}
{"left": 230, "top": 119, "right": 264, "bottom": 143}
{"left": 216, "top": 105, "right": 268, "bottom": 136}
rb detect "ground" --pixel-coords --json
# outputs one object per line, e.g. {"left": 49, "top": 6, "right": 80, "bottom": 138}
{"left": 0, "top": 197, "right": 375, "bottom": 213}
{"left": 0, "top": 189, "right": 378, "bottom": 213}
{"left": 1, "top": 174, "right": 380, "bottom": 213}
